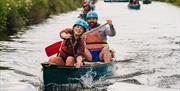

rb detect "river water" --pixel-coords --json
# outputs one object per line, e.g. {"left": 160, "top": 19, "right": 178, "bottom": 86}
{"left": 0, "top": 1, "right": 180, "bottom": 91}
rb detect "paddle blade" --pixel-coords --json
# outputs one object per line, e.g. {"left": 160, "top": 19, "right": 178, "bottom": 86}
{"left": 45, "top": 41, "right": 62, "bottom": 57}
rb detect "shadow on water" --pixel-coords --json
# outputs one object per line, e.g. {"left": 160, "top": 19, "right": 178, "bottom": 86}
{"left": 0, "top": 44, "right": 17, "bottom": 52}
{"left": 13, "top": 70, "right": 37, "bottom": 77}
{"left": 41, "top": 71, "right": 113, "bottom": 91}
{"left": 157, "top": 74, "right": 180, "bottom": 88}
{"left": 42, "top": 82, "right": 105, "bottom": 91}
{"left": 0, "top": 61, "right": 13, "bottom": 70}
{"left": 118, "top": 79, "right": 142, "bottom": 85}
{"left": 42, "top": 82, "right": 110, "bottom": 91}
{"left": 41, "top": 69, "right": 147, "bottom": 91}
{"left": 0, "top": 66, "right": 13, "bottom": 70}
{"left": 105, "top": 71, "right": 145, "bottom": 79}
{"left": 41, "top": 77, "right": 144, "bottom": 91}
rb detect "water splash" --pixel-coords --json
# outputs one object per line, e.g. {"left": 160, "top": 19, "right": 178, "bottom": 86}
{"left": 79, "top": 70, "right": 97, "bottom": 88}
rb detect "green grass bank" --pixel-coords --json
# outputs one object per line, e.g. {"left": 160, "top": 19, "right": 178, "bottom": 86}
{"left": 154, "top": 0, "right": 180, "bottom": 6}
{"left": 0, "top": 0, "right": 83, "bottom": 41}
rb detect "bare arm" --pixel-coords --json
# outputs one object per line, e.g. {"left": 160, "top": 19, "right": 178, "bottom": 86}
{"left": 59, "top": 28, "right": 72, "bottom": 39}
{"left": 106, "top": 20, "right": 116, "bottom": 36}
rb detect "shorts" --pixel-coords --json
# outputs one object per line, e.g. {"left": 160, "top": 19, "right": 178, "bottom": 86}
{"left": 89, "top": 49, "right": 103, "bottom": 62}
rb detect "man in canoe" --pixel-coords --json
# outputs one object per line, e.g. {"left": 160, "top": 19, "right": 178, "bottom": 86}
{"left": 48, "top": 19, "right": 92, "bottom": 68}
{"left": 129, "top": 0, "right": 140, "bottom": 5}
{"left": 83, "top": 0, "right": 95, "bottom": 14}
{"left": 85, "top": 11, "right": 116, "bottom": 63}
{"left": 80, "top": 0, "right": 95, "bottom": 20}
{"left": 129, "top": 0, "right": 134, "bottom": 4}
{"left": 134, "top": 0, "right": 140, "bottom": 5}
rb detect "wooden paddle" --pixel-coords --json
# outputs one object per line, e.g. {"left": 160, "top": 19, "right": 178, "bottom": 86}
{"left": 115, "top": 59, "right": 134, "bottom": 63}
{"left": 81, "top": 23, "right": 108, "bottom": 38}
{"left": 45, "top": 23, "right": 108, "bottom": 57}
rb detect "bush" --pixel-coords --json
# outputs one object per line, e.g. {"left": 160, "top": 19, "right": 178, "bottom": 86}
{"left": 6, "top": 0, "right": 26, "bottom": 34}
{"left": 0, "top": 0, "right": 8, "bottom": 32}
{"left": 48, "top": 0, "right": 66, "bottom": 14}
{"left": 27, "top": 0, "right": 49, "bottom": 24}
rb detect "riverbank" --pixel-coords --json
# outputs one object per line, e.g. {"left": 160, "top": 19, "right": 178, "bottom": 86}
{"left": 155, "top": 0, "right": 180, "bottom": 6}
{"left": 0, "top": 0, "right": 83, "bottom": 41}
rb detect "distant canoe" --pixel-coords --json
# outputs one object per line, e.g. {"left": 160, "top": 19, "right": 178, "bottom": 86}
{"left": 104, "top": 0, "right": 129, "bottom": 2}
{"left": 79, "top": 13, "right": 87, "bottom": 20}
{"left": 41, "top": 61, "right": 115, "bottom": 90}
{"left": 128, "top": 4, "right": 141, "bottom": 10}
{"left": 143, "top": 0, "right": 152, "bottom": 4}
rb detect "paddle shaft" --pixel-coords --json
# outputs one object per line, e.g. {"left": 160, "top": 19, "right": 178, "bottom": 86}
{"left": 81, "top": 23, "right": 108, "bottom": 38}
{"left": 69, "top": 39, "right": 77, "bottom": 62}
{"left": 115, "top": 59, "right": 133, "bottom": 63}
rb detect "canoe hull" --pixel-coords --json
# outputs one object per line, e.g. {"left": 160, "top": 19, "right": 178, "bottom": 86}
{"left": 79, "top": 13, "right": 87, "bottom": 21}
{"left": 143, "top": 0, "right": 152, "bottom": 4}
{"left": 42, "top": 61, "right": 114, "bottom": 86}
{"left": 128, "top": 4, "right": 141, "bottom": 10}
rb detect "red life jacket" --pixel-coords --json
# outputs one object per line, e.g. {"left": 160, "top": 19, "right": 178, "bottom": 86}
{"left": 59, "top": 29, "right": 85, "bottom": 59}
{"left": 85, "top": 29, "right": 108, "bottom": 50}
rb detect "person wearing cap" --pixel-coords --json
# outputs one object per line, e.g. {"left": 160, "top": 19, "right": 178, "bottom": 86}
{"left": 85, "top": 11, "right": 116, "bottom": 63}
{"left": 48, "top": 19, "right": 92, "bottom": 68}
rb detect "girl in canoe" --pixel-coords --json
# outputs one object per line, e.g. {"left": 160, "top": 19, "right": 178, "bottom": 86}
{"left": 48, "top": 19, "right": 92, "bottom": 68}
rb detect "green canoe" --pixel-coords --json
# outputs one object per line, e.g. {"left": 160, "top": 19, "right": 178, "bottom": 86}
{"left": 128, "top": 4, "right": 141, "bottom": 10}
{"left": 41, "top": 61, "right": 115, "bottom": 90}
{"left": 79, "top": 13, "right": 87, "bottom": 20}
{"left": 143, "top": 0, "right": 152, "bottom": 4}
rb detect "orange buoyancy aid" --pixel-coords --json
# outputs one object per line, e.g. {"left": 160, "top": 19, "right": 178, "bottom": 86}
{"left": 85, "top": 29, "right": 108, "bottom": 50}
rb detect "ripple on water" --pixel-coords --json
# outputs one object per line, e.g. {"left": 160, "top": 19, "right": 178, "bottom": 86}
{"left": 157, "top": 75, "right": 180, "bottom": 89}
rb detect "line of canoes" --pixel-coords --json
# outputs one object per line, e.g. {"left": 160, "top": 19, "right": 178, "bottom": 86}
{"left": 104, "top": 0, "right": 152, "bottom": 10}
